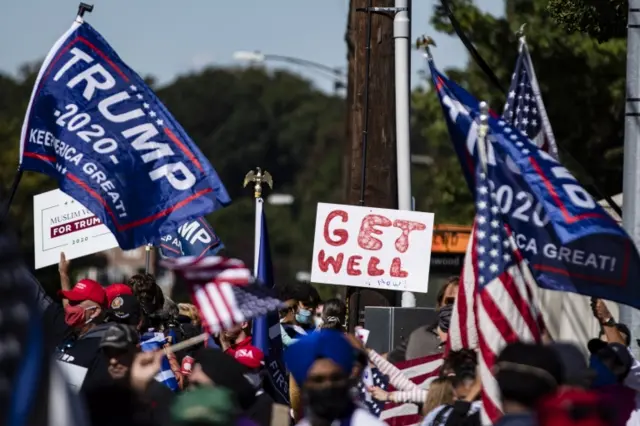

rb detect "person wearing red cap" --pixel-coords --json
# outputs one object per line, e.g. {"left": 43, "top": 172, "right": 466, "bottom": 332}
{"left": 105, "top": 283, "right": 133, "bottom": 306}
{"left": 51, "top": 252, "right": 114, "bottom": 392}
{"left": 219, "top": 322, "right": 260, "bottom": 362}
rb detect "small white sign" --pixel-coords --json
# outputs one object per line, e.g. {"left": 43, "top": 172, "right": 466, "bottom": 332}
{"left": 33, "top": 189, "right": 118, "bottom": 269}
{"left": 56, "top": 361, "right": 88, "bottom": 392}
{"left": 311, "top": 203, "right": 435, "bottom": 293}
{"left": 355, "top": 326, "right": 370, "bottom": 345}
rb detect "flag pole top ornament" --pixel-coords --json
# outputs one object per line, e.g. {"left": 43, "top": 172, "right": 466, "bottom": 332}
{"left": 243, "top": 167, "right": 273, "bottom": 199}
{"left": 416, "top": 35, "right": 436, "bottom": 61}
{"left": 516, "top": 23, "right": 527, "bottom": 39}
{"left": 76, "top": 2, "right": 93, "bottom": 22}
{"left": 516, "top": 23, "right": 527, "bottom": 47}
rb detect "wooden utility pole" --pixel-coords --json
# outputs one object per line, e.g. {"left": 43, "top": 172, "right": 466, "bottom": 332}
{"left": 344, "top": 0, "right": 398, "bottom": 331}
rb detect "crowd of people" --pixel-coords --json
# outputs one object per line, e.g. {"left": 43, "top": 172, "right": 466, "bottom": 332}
{"left": 14, "top": 249, "right": 640, "bottom": 426}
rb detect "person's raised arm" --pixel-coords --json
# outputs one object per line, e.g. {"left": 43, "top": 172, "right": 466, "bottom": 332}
{"left": 59, "top": 252, "right": 72, "bottom": 308}
{"left": 593, "top": 298, "right": 625, "bottom": 345}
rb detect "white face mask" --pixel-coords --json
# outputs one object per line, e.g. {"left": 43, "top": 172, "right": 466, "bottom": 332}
{"left": 314, "top": 317, "right": 324, "bottom": 328}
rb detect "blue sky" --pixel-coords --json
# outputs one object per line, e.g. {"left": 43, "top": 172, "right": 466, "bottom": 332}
{"left": 1, "top": 0, "right": 502, "bottom": 92}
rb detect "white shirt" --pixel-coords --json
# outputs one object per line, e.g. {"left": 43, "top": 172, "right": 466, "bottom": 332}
{"left": 296, "top": 408, "right": 387, "bottom": 426}
{"left": 622, "top": 348, "right": 640, "bottom": 426}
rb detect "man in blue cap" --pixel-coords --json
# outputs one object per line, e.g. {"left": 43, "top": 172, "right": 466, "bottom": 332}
{"left": 285, "top": 329, "right": 386, "bottom": 426}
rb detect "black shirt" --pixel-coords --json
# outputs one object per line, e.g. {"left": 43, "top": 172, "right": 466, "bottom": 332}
{"left": 44, "top": 302, "right": 113, "bottom": 392}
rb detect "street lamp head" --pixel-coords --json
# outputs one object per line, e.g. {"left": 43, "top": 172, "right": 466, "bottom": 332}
{"left": 267, "top": 193, "right": 295, "bottom": 206}
{"left": 233, "top": 51, "right": 266, "bottom": 63}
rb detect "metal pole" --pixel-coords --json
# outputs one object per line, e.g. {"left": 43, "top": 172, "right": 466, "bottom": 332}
{"left": 144, "top": 244, "right": 152, "bottom": 274}
{"left": 0, "top": 169, "right": 23, "bottom": 221}
{"left": 264, "top": 54, "right": 344, "bottom": 78}
{"left": 394, "top": 0, "right": 415, "bottom": 308}
{"left": 620, "top": 0, "right": 640, "bottom": 358}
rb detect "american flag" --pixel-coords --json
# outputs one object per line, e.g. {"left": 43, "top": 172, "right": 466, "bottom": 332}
{"left": 357, "top": 367, "right": 388, "bottom": 417}
{"left": 380, "top": 353, "right": 444, "bottom": 426}
{"left": 468, "top": 165, "right": 543, "bottom": 424}
{"left": 503, "top": 40, "right": 559, "bottom": 160}
{"left": 161, "top": 256, "right": 285, "bottom": 334}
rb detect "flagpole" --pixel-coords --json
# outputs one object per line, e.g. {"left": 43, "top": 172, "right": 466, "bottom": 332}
{"left": 477, "top": 102, "right": 490, "bottom": 173}
{"left": 144, "top": 244, "right": 154, "bottom": 275}
{"left": 2, "top": 3, "right": 94, "bottom": 222}
{"left": 620, "top": 0, "right": 640, "bottom": 359}
{"left": 244, "top": 167, "right": 273, "bottom": 276}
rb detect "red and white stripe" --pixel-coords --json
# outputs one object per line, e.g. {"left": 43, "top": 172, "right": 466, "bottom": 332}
{"left": 161, "top": 256, "right": 252, "bottom": 334}
{"left": 380, "top": 353, "right": 444, "bottom": 426}
{"left": 448, "top": 232, "right": 478, "bottom": 352}
{"left": 447, "top": 225, "right": 543, "bottom": 425}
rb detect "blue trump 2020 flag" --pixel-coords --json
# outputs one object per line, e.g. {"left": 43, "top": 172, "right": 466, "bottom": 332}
{"left": 431, "top": 63, "right": 640, "bottom": 308}
{"left": 159, "top": 217, "right": 224, "bottom": 259}
{"left": 19, "top": 18, "right": 230, "bottom": 249}
{"left": 252, "top": 201, "right": 289, "bottom": 404}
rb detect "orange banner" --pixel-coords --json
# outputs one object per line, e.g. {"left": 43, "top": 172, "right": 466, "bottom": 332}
{"left": 431, "top": 225, "right": 471, "bottom": 254}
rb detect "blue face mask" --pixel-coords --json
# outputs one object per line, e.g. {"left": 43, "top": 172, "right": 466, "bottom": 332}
{"left": 589, "top": 355, "right": 618, "bottom": 387}
{"left": 296, "top": 308, "right": 312, "bottom": 325}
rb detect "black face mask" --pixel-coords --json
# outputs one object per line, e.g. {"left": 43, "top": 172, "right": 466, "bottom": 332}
{"left": 305, "top": 384, "right": 354, "bottom": 420}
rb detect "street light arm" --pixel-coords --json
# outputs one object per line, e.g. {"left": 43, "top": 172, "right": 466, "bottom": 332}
{"left": 262, "top": 54, "right": 343, "bottom": 77}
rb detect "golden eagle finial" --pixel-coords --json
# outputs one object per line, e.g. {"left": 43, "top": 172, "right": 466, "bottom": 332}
{"left": 243, "top": 167, "right": 273, "bottom": 199}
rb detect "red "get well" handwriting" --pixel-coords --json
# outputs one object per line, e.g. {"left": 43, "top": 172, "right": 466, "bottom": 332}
{"left": 317, "top": 210, "right": 426, "bottom": 277}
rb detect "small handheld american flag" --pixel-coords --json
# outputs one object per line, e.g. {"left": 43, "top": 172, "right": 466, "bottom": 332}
{"left": 357, "top": 366, "right": 389, "bottom": 417}
{"left": 161, "top": 256, "right": 286, "bottom": 334}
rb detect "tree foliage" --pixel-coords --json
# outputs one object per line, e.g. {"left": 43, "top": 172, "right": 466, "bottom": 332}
{"left": 410, "top": 0, "right": 625, "bottom": 215}
{"left": 545, "top": 0, "right": 627, "bottom": 42}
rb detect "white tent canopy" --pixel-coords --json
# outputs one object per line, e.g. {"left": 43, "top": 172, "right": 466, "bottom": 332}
{"left": 599, "top": 193, "right": 623, "bottom": 223}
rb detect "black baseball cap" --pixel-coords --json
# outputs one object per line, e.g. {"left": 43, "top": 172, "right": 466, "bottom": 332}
{"left": 100, "top": 324, "right": 139, "bottom": 350}
{"left": 587, "top": 339, "right": 633, "bottom": 379}
{"left": 108, "top": 294, "right": 141, "bottom": 325}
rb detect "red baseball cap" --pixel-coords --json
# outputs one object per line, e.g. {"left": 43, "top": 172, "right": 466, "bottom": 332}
{"left": 234, "top": 345, "right": 265, "bottom": 369}
{"left": 59, "top": 279, "right": 107, "bottom": 306}
{"left": 105, "top": 283, "right": 133, "bottom": 306}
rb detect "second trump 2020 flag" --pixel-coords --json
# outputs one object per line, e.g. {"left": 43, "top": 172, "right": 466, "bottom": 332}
{"left": 19, "top": 17, "right": 230, "bottom": 249}
{"left": 159, "top": 217, "right": 224, "bottom": 259}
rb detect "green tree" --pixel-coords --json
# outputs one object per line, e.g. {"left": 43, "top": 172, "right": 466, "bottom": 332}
{"left": 546, "top": 0, "right": 627, "bottom": 42}
{"left": 410, "top": 0, "right": 625, "bottom": 219}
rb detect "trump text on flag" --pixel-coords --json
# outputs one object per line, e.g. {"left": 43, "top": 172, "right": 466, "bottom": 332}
{"left": 24, "top": 46, "right": 196, "bottom": 220}
{"left": 20, "top": 21, "right": 230, "bottom": 249}
{"left": 33, "top": 189, "right": 118, "bottom": 269}
{"left": 159, "top": 218, "right": 223, "bottom": 258}
{"left": 311, "top": 203, "right": 434, "bottom": 293}
{"left": 432, "top": 63, "right": 640, "bottom": 305}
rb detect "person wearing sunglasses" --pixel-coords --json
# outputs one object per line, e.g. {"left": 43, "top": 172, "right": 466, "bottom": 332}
{"left": 388, "top": 276, "right": 459, "bottom": 363}
{"left": 285, "top": 329, "right": 386, "bottom": 426}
